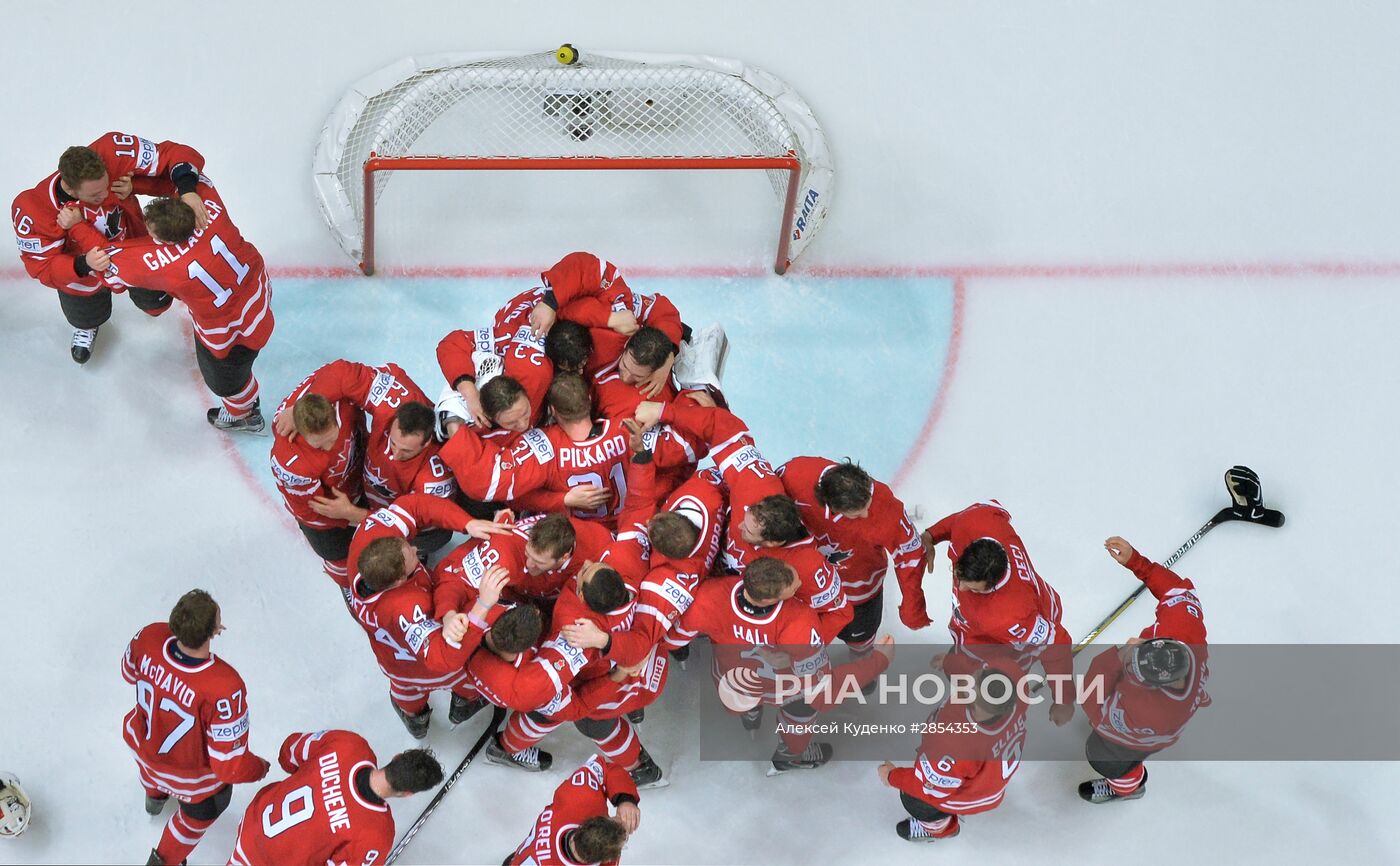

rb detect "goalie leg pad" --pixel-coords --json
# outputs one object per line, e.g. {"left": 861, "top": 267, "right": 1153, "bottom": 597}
{"left": 0, "top": 771, "right": 31, "bottom": 837}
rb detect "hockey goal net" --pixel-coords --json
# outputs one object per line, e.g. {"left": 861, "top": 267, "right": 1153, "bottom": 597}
{"left": 314, "top": 49, "right": 833, "bottom": 275}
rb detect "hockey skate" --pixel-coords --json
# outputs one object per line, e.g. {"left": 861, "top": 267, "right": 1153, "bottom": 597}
{"left": 1079, "top": 770, "right": 1148, "bottom": 804}
{"left": 740, "top": 705, "right": 764, "bottom": 738}
{"left": 629, "top": 748, "right": 669, "bottom": 789}
{"left": 144, "top": 792, "right": 169, "bottom": 816}
{"left": 145, "top": 849, "right": 185, "bottom": 866}
{"left": 767, "top": 741, "right": 834, "bottom": 775}
{"left": 391, "top": 698, "right": 432, "bottom": 740}
{"left": 896, "top": 817, "right": 960, "bottom": 843}
{"left": 70, "top": 326, "right": 99, "bottom": 365}
{"left": 207, "top": 399, "right": 266, "bottom": 435}
{"left": 669, "top": 644, "right": 690, "bottom": 670}
{"left": 672, "top": 323, "right": 729, "bottom": 392}
{"left": 484, "top": 734, "right": 553, "bottom": 772}
{"left": 449, "top": 694, "right": 489, "bottom": 726}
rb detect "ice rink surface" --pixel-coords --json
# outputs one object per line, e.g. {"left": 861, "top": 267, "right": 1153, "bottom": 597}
{"left": 2, "top": 2, "right": 1399, "bottom": 863}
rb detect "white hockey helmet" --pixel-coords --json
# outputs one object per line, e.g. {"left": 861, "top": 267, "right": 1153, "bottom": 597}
{"left": 0, "top": 771, "right": 31, "bottom": 837}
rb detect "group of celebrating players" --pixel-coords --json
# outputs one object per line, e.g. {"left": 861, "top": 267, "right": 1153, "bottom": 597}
{"left": 6, "top": 133, "right": 1213, "bottom": 865}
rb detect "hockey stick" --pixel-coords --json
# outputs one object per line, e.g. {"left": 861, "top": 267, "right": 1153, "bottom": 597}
{"left": 385, "top": 706, "right": 506, "bottom": 866}
{"left": 1070, "top": 466, "right": 1284, "bottom": 655}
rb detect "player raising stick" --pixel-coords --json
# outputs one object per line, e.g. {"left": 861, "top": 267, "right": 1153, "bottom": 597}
{"left": 1076, "top": 536, "right": 1211, "bottom": 803}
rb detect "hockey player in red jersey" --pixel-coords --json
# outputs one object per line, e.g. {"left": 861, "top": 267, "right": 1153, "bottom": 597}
{"left": 531, "top": 250, "right": 685, "bottom": 381}
{"left": 665, "top": 559, "right": 890, "bottom": 773}
{"left": 780, "top": 457, "right": 927, "bottom": 654}
{"left": 638, "top": 399, "right": 854, "bottom": 643}
{"left": 514, "top": 373, "right": 699, "bottom": 526}
{"left": 436, "top": 283, "right": 557, "bottom": 429}
{"left": 12, "top": 132, "right": 204, "bottom": 363}
{"left": 481, "top": 559, "right": 661, "bottom": 781}
{"left": 561, "top": 466, "right": 730, "bottom": 672}
{"left": 347, "top": 494, "right": 512, "bottom": 737}
{"left": 121, "top": 590, "right": 270, "bottom": 866}
{"left": 595, "top": 327, "right": 685, "bottom": 419}
{"left": 907, "top": 500, "right": 1076, "bottom": 725}
{"left": 100, "top": 185, "right": 273, "bottom": 431}
{"left": 273, "top": 360, "right": 458, "bottom": 555}
{"left": 507, "top": 754, "right": 640, "bottom": 866}
{"left": 228, "top": 729, "right": 443, "bottom": 866}
{"left": 476, "top": 438, "right": 668, "bottom": 784}
{"left": 269, "top": 374, "right": 368, "bottom": 598}
{"left": 1076, "top": 536, "right": 1211, "bottom": 803}
{"left": 877, "top": 666, "right": 1030, "bottom": 843}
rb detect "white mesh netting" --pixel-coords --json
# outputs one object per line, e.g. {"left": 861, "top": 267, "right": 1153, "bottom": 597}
{"left": 313, "top": 50, "right": 833, "bottom": 272}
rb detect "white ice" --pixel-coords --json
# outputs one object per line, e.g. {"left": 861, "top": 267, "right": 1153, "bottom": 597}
{"left": 1, "top": 2, "right": 1398, "bottom": 864}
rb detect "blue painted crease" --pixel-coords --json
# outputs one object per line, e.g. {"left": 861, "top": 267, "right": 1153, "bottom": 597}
{"left": 228, "top": 276, "right": 955, "bottom": 490}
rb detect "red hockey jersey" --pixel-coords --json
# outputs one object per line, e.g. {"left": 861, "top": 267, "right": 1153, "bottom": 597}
{"left": 347, "top": 496, "right": 480, "bottom": 685}
{"left": 1083, "top": 550, "right": 1210, "bottom": 751}
{"left": 229, "top": 730, "right": 393, "bottom": 866}
{"left": 543, "top": 250, "right": 684, "bottom": 369}
{"left": 913, "top": 502, "right": 1072, "bottom": 678}
{"left": 302, "top": 360, "right": 456, "bottom": 509}
{"left": 888, "top": 695, "right": 1030, "bottom": 815}
{"left": 121, "top": 623, "right": 266, "bottom": 802}
{"left": 101, "top": 181, "right": 273, "bottom": 357}
{"left": 508, "top": 755, "right": 639, "bottom": 866}
{"left": 437, "top": 286, "right": 554, "bottom": 424}
{"left": 12, "top": 131, "right": 203, "bottom": 294}
{"left": 780, "top": 456, "right": 927, "bottom": 605}
{"left": 269, "top": 365, "right": 369, "bottom": 530}
{"left": 667, "top": 576, "right": 829, "bottom": 707}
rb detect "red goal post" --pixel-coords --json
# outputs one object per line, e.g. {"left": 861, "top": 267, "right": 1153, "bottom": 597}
{"left": 314, "top": 50, "right": 833, "bottom": 275}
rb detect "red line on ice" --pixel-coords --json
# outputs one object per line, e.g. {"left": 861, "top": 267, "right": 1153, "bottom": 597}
{"left": 891, "top": 275, "right": 964, "bottom": 490}
{"left": 239, "top": 259, "right": 1400, "bottom": 281}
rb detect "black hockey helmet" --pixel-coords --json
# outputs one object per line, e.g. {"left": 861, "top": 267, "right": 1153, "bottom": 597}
{"left": 1129, "top": 638, "right": 1192, "bottom": 686}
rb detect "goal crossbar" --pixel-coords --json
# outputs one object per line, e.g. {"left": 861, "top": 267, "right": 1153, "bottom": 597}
{"left": 361, "top": 154, "right": 803, "bottom": 276}
{"left": 314, "top": 49, "right": 833, "bottom": 276}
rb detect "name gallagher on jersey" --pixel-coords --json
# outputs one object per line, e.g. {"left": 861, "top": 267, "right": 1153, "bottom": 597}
{"left": 137, "top": 197, "right": 226, "bottom": 271}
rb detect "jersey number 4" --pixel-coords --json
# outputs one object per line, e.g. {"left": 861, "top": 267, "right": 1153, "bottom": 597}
{"left": 187, "top": 234, "right": 250, "bottom": 308}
